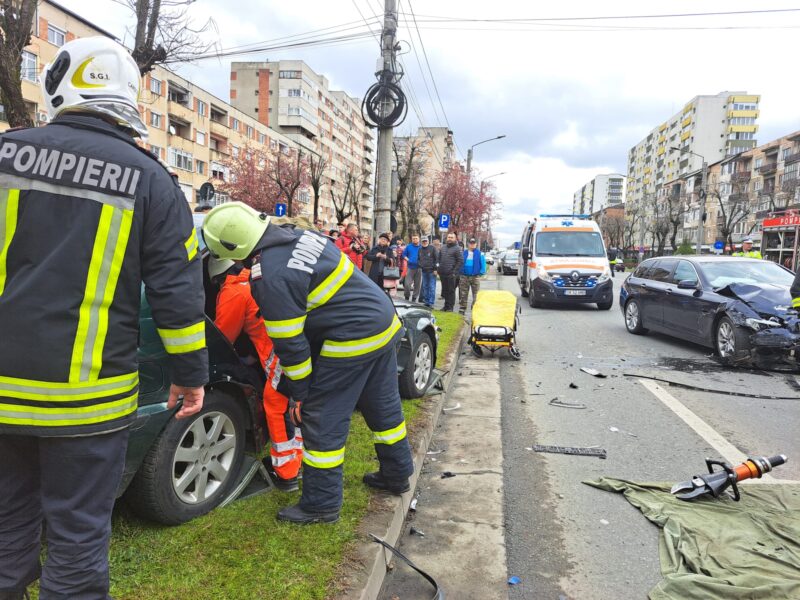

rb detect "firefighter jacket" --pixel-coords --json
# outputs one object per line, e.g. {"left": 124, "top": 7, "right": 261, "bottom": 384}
{"left": 0, "top": 114, "right": 208, "bottom": 436}
{"left": 791, "top": 269, "right": 800, "bottom": 309}
{"left": 249, "top": 224, "right": 402, "bottom": 402}
{"left": 214, "top": 268, "right": 273, "bottom": 367}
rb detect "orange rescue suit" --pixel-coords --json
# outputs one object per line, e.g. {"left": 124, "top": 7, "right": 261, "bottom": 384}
{"left": 214, "top": 269, "right": 302, "bottom": 480}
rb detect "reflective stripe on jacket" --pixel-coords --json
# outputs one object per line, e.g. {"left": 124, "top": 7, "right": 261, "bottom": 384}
{"left": 0, "top": 114, "right": 208, "bottom": 436}
{"left": 250, "top": 225, "right": 401, "bottom": 402}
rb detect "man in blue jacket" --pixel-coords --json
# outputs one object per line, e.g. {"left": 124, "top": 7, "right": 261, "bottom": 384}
{"left": 402, "top": 234, "right": 422, "bottom": 302}
{"left": 459, "top": 238, "right": 486, "bottom": 314}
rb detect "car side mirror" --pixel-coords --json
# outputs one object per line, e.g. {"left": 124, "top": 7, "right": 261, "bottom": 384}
{"left": 677, "top": 279, "right": 699, "bottom": 290}
{"left": 521, "top": 249, "right": 531, "bottom": 261}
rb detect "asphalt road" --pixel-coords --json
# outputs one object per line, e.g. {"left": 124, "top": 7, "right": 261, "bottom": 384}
{"left": 495, "top": 270, "right": 800, "bottom": 599}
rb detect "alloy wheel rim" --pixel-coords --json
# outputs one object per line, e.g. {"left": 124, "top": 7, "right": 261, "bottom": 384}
{"left": 172, "top": 411, "right": 237, "bottom": 504}
{"left": 413, "top": 343, "right": 432, "bottom": 390}
{"left": 717, "top": 322, "right": 736, "bottom": 357}
{"left": 626, "top": 302, "right": 639, "bottom": 330}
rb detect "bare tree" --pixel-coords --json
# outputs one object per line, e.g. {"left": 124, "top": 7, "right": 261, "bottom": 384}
{"left": 330, "top": 167, "right": 366, "bottom": 225}
{"left": 268, "top": 149, "right": 309, "bottom": 218}
{"left": 623, "top": 204, "right": 641, "bottom": 251}
{"left": 308, "top": 154, "right": 328, "bottom": 223}
{"left": 393, "top": 139, "right": 426, "bottom": 238}
{"left": 115, "top": 0, "right": 217, "bottom": 74}
{"left": 601, "top": 213, "right": 625, "bottom": 249}
{"left": 708, "top": 181, "right": 752, "bottom": 252}
{"left": 0, "top": 0, "right": 37, "bottom": 128}
{"left": 665, "top": 190, "right": 689, "bottom": 252}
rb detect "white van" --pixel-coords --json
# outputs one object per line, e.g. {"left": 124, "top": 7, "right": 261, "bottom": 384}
{"left": 517, "top": 214, "right": 614, "bottom": 310}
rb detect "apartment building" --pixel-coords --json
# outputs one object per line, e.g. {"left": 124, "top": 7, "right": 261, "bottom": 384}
{"left": 230, "top": 61, "right": 375, "bottom": 232}
{"left": 392, "top": 126, "right": 456, "bottom": 234}
{"left": 3, "top": 1, "right": 312, "bottom": 212}
{"left": 572, "top": 174, "right": 626, "bottom": 215}
{"left": 625, "top": 91, "right": 760, "bottom": 246}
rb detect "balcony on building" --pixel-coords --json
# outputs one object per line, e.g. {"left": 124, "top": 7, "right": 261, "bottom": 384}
{"left": 784, "top": 149, "right": 800, "bottom": 165}
{"left": 759, "top": 162, "right": 778, "bottom": 175}
{"left": 167, "top": 114, "right": 192, "bottom": 143}
{"left": 167, "top": 81, "right": 193, "bottom": 122}
{"left": 731, "top": 171, "right": 751, "bottom": 183}
{"left": 209, "top": 104, "right": 229, "bottom": 137}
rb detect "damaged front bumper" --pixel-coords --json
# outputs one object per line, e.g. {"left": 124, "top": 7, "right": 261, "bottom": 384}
{"left": 746, "top": 318, "right": 800, "bottom": 370}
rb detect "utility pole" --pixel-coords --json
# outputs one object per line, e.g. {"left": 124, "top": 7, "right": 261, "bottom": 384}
{"left": 374, "top": 0, "right": 397, "bottom": 235}
{"left": 466, "top": 147, "right": 473, "bottom": 174}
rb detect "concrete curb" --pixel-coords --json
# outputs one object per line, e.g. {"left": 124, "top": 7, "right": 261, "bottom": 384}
{"left": 343, "top": 324, "right": 469, "bottom": 600}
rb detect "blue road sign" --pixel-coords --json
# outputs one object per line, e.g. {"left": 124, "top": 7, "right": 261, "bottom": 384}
{"left": 714, "top": 240, "right": 724, "bottom": 250}
{"left": 438, "top": 213, "right": 451, "bottom": 229}
{"left": 275, "top": 203, "right": 287, "bottom": 217}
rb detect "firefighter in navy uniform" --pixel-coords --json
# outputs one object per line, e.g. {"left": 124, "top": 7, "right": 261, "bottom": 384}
{"left": 791, "top": 268, "right": 800, "bottom": 311}
{"left": 203, "top": 202, "right": 414, "bottom": 524}
{"left": 0, "top": 38, "right": 208, "bottom": 599}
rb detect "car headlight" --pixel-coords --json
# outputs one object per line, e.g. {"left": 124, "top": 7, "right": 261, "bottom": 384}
{"left": 745, "top": 317, "right": 782, "bottom": 331}
{"left": 597, "top": 268, "right": 612, "bottom": 283}
{"left": 537, "top": 266, "right": 552, "bottom": 282}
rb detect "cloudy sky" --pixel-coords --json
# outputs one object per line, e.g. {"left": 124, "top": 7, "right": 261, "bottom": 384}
{"left": 59, "top": 0, "right": 800, "bottom": 246}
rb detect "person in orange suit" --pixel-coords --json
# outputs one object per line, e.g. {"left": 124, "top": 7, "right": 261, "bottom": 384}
{"left": 209, "top": 258, "right": 302, "bottom": 491}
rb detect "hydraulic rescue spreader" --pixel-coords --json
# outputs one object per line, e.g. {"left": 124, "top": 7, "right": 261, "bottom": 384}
{"left": 671, "top": 455, "right": 788, "bottom": 501}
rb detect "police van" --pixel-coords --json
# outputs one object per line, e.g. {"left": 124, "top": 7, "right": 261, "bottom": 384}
{"left": 518, "top": 214, "right": 614, "bottom": 310}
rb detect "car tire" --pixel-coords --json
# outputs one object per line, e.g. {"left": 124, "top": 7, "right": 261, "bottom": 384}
{"left": 597, "top": 298, "right": 613, "bottom": 310}
{"left": 126, "top": 390, "right": 247, "bottom": 525}
{"left": 399, "top": 331, "right": 435, "bottom": 398}
{"left": 624, "top": 299, "right": 647, "bottom": 334}
{"left": 715, "top": 315, "right": 752, "bottom": 365}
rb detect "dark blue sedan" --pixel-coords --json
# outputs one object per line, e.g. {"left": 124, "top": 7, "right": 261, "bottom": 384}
{"left": 619, "top": 256, "right": 800, "bottom": 369}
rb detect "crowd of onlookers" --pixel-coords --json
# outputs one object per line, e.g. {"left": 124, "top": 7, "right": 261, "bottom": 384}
{"left": 316, "top": 219, "right": 487, "bottom": 314}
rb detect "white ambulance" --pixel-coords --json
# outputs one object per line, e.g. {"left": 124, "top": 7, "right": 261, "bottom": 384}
{"left": 517, "top": 214, "right": 614, "bottom": 310}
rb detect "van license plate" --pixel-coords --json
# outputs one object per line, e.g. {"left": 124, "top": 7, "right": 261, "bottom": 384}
{"left": 565, "top": 290, "right": 586, "bottom": 296}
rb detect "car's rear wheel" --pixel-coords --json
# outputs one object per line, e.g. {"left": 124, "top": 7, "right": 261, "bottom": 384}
{"left": 127, "top": 390, "right": 247, "bottom": 525}
{"left": 715, "top": 316, "right": 751, "bottom": 365}
{"left": 399, "top": 331, "right": 435, "bottom": 398}
{"left": 624, "top": 299, "right": 647, "bottom": 334}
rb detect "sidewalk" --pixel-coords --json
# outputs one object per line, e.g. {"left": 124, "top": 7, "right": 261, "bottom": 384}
{"left": 378, "top": 351, "right": 508, "bottom": 598}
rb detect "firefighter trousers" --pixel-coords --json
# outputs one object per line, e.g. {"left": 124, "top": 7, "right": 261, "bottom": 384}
{"left": 300, "top": 345, "right": 414, "bottom": 513}
{"left": 0, "top": 428, "right": 129, "bottom": 599}
{"left": 263, "top": 355, "right": 302, "bottom": 480}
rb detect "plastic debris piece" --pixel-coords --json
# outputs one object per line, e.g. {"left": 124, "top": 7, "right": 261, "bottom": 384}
{"left": 581, "top": 367, "right": 607, "bottom": 378}
{"left": 549, "top": 398, "right": 587, "bottom": 409}
{"left": 532, "top": 445, "right": 607, "bottom": 459}
{"left": 410, "top": 526, "right": 425, "bottom": 537}
{"left": 569, "top": 382, "right": 579, "bottom": 389}
{"left": 441, "top": 471, "right": 456, "bottom": 479}
{"left": 508, "top": 576, "right": 521, "bottom": 585}
{"left": 426, "top": 449, "right": 444, "bottom": 455}
{"left": 525, "top": 447, "right": 533, "bottom": 451}
{"left": 442, "top": 403, "right": 461, "bottom": 412}
{"left": 609, "top": 426, "right": 638, "bottom": 438}
{"left": 600, "top": 519, "right": 610, "bottom": 525}
{"left": 410, "top": 498, "right": 418, "bottom": 511}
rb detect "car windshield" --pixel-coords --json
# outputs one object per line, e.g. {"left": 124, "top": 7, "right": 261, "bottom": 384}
{"left": 700, "top": 260, "right": 794, "bottom": 289}
{"left": 505, "top": 251, "right": 519, "bottom": 259}
{"left": 535, "top": 231, "right": 605, "bottom": 257}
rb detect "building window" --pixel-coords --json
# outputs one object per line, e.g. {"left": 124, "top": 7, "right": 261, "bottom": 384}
{"left": 150, "top": 77, "right": 162, "bottom": 95}
{"left": 258, "top": 133, "right": 267, "bottom": 145}
{"left": 179, "top": 183, "right": 193, "bottom": 203}
{"left": 21, "top": 51, "right": 37, "bottom": 82}
{"left": 254, "top": 90, "right": 259, "bottom": 95}
{"left": 232, "top": 145, "right": 239, "bottom": 158}
{"left": 149, "top": 145, "right": 163, "bottom": 159}
{"left": 196, "top": 160, "right": 206, "bottom": 175}
{"left": 196, "top": 130, "right": 206, "bottom": 145}
{"left": 196, "top": 99, "right": 207, "bottom": 117}
{"left": 168, "top": 147, "right": 193, "bottom": 171}
{"left": 47, "top": 25, "right": 65, "bottom": 47}
{"left": 755, "top": 158, "right": 763, "bottom": 169}
{"left": 150, "top": 112, "right": 162, "bottom": 128}
{"left": 232, "top": 118, "right": 239, "bottom": 131}
{"left": 279, "top": 70, "right": 301, "bottom": 78}
{"left": 288, "top": 88, "right": 301, "bottom": 97}
{"left": 782, "top": 147, "right": 791, "bottom": 161}
{"left": 246, "top": 125, "right": 254, "bottom": 138}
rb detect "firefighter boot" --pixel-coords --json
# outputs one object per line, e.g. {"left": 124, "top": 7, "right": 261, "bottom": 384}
{"left": 363, "top": 471, "right": 411, "bottom": 495}
{"left": 276, "top": 503, "right": 339, "bottom": 525}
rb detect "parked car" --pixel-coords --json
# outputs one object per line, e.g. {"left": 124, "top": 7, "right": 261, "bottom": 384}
{"left": 485, "top": 253, "right": 495, "bottom": 266}
{"left": 122, "top": 229, "right": 439, "bottom": 525}
{"left": 500, "top": 250, "right": 520, "bottom": 275}
{"left": 620, "top": 256, "right": 800, "bottom": 369}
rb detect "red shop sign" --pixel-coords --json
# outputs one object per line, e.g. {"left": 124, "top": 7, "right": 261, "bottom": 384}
{"left": 763, "top": 215, "right": 800, "bottom": 228}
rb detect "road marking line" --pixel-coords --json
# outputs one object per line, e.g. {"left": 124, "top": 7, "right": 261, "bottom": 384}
{"left": 638, "top": 379, "right": 798, "bottom": 485}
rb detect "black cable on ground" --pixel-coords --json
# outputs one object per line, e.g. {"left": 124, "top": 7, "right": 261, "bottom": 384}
{"left": 625, "top": 373, "right": 800, "bottom": 401}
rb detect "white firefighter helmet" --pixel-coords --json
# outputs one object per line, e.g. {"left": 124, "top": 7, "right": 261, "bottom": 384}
{"left": 40, "top": 36, "right": 147, "bottom": 138}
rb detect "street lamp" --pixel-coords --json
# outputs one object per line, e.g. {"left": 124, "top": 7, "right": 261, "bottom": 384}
{"left": 466, "top": 135, "right": 506, "bottom": 174}
{"left": 671, "top": 146, "right": 708, "bottom": 255}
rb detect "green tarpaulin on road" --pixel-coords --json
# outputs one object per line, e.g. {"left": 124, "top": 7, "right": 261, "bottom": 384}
{"left": 585, "top": 478, "right": 800, "bottom": 600}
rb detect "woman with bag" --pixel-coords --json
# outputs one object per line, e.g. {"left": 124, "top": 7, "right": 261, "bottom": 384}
{"left": 366, "top": 232, "right": 400, "bottom": 295}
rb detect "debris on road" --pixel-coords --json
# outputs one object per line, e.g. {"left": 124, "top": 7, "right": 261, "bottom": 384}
{"left": 549, "top": 398, "right": 587, "bottom": 409}
{"left": 410, "top": 498, "right": 418, "bottom": 512}
{"left": 370, "top": 534, "right": 444, "bottom": 598}
{"left": 580, "top": 367, "right": 607, "bottom": 378}
{"left": 599, "top": 519, "right": 610, "bottom": 525}
{"left": 409, "top": 526, "right": 426, "bottom": 537}
{"left": 624, "top": 373, "right": 800, "bottom": 400}
{"left": 441, "top": 471, "right": 456, "bottom": 479}
{"left": 532, "top": 445, "right": 607, "bottom": 459}
{"left": 609, "top": 426, "right": 638, "bottom": 438}
{"left": 508, "top": 576, "right": 521, "bottom": 585}
{"left": 569, "top": 382, "right": 579, "bottom": 389}
{"left": 442, "top": 403, "right": 462, "bottom": 412}
{"left": 671, "top": 454, "right": 788, "bottom": 501}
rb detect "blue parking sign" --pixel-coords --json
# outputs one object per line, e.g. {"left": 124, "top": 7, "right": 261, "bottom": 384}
{"left": 275, "top": 203, "right": 287, "bottom": 217}
{"left": 714, "top": 240, "right": 724, "bottom": 250}
{"left": 438, "top": 213, "right": 450, "bottom": 230}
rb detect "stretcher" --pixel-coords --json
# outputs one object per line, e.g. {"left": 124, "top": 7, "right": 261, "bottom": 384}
{"left": 469, "top": 289, "right": 521, "bottom": 359}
